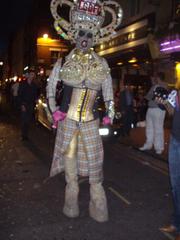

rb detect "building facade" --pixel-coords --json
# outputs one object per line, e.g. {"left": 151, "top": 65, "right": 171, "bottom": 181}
{"left": 3, "top": 0, "right": 180, "bottom": 90}
{"left": 96, "top": 0, "right": 180, "bottom": 92}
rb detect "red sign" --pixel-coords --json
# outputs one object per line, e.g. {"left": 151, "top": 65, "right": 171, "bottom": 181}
{"left": 79, "top": 0, "right": 101, "bottom": 15}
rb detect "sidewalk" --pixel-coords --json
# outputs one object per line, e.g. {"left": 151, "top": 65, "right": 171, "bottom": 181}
{"left": 119, "top": 126, "right": 170, "bottom": 162}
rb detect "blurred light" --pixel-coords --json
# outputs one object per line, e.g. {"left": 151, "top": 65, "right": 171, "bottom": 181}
{"left": 117, "top": 62, "right": 123, "bottom": 65}
{"left": 128, "top": 32, "right": 135, "bottom": 40}
{"left": 100, "top": 44, "right": 104, "bottom": 50}
{"left": 24, "top": 66, "right": 29, "bottom": 71}
{"left": 13, "top": 76, "right": 18, "bottom": 82}
{"left": 160, "top": 41, "right": 170, "bottom": 46}
{"left": 43, "top": 34, "right": 49, "bottom": 39}
{"left": 128, "top": 57, "right": 137, "bottom": 63}
{"left": 40, "top": 69, "right": 44, "bottom": 75}
{"left": 47, "top": 78, "right": 49, "bottom": 82}
{"left": 176, "top": 63, "right": 180, "bottom": 89}
{"left": 38, "top": 99, "right": 42, "bottom": 104}
{"left": 132, "top": 64, "right": 139, "bottom": 68}
{"left": 161, "top": 45, "right": 180, "bottom": 52}
{"left": 0, "top": 61, "right": 3, "bottom": 66}
{"left": 99, "top": 128, "right": 109, "bottom": 136}
{"left": 114, "top": 131, "right": 118, "bottom": 135}
{"left": 42, "top": 103, "right": 47, "bottom": 108}
{"left": 5, "top": 79, "right": 8, "bottom": 82}
{"left": 160, "top": 39, "right": 180, "bottom": 53}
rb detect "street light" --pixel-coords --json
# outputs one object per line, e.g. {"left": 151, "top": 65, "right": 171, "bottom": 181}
{"left": 43, "top": 34, "right": 49, "bottom": 39}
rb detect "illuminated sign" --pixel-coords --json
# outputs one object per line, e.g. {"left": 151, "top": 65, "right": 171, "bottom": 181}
{"left": 160, "top": 39, "right": 180, "bottom": 53}
{"left": 79, "top": 0, "right": 101, "bottom": 15}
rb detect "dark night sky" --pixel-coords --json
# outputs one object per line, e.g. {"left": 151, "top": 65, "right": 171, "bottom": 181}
{"left": 0, "top": 0, "right": 54, "bottom": 57}
{"left": 0, "top": 0, "right": 34, "bottom": 56}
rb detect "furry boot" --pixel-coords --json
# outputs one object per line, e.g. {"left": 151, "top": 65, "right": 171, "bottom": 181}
{"left": 63, "top": 181, "right": 79, "bottom": 218}
{"left": 89, "top": 183, "right": 108, "bottom": 222}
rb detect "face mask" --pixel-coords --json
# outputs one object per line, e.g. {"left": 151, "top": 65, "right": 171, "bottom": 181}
{"left": 76, "top": 30, "right": 94, "bottom": 52}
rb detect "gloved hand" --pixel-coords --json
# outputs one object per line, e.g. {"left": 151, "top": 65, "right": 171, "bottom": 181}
{"left": 52, "top": 110, "right": 67, "bottom": 129}
{"left": 102, "top": 116, "right": 111, "bottom": 125}
{"left": 104, "top": 100, "right": 115, "bottom": 125}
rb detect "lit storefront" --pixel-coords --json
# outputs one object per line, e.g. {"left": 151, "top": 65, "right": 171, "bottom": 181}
{"left": 37, "top": 34, "right": 69, "bottom": 77}
{"left": 158, "top": 36, "right": 180, "bottom": 88}
{"left": 95, "top": 13, "right": 157, "bottom": 93}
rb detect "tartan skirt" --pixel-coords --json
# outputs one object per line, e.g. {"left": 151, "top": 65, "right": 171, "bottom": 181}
{"left": 50, "top": 118, "right": 104, "bottom": 183}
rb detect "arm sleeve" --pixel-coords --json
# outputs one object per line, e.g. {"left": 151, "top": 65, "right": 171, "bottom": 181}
{"left": 46, "top": 58, "right": 62, "bottom": 112}
{"left": 101, "top": 63, "right": 115, "bottom": 121}
{"left": 101, "top": 58, "right": 114, "bottom": 102}
{"left": 145, "top": 86, "right": 155, "bottom": 101}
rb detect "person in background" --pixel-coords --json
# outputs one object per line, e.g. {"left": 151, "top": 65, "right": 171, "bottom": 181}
{"left": 11, "top": 80, "right": 19, "bottom": 110}
{"left": 136, "top": 92, "right": 148, "bottom": 123}
{"left": 139, "top": 72, "right": 167, "bottom": 154}
{"left": 119, "top": 82, "right": 134, "bottom": 136}
{"left": 158, "top": 86, "right": 180, "bottom": 240}
{"left": 18, "top": 69, "right": 37, "bottom": 141}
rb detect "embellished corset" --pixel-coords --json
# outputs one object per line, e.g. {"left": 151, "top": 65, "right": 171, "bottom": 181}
{"left": 67, "top": 88, "right": 98, "bottom": 122}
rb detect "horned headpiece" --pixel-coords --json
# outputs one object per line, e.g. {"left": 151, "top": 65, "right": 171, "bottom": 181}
{"left": 50, "top": 0, "right": 123, "bottom": 45}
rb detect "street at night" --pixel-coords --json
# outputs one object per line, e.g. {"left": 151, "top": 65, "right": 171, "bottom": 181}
{"left": 0, "top": 97, "right": 174, "bottom": 240}
{"left": 1, "top": 0, "right": 180, "bottom": 240}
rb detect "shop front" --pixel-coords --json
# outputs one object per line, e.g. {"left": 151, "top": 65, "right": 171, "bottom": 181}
{"left": 158, "top": 34, "right": 180, "bottom": 88}
{"left": 95, "top": 13, "right": 158, "bottom": 94}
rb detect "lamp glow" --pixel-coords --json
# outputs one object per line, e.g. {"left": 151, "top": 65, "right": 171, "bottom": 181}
{"left": 128, "top": 57, "right": 137, "bottom": 63}
{"left": 43, "top": 34, "right": 49, "bottom": 39}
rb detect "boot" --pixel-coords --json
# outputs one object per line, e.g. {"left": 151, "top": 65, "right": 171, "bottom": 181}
{"left": 63, "top": 133, "right": 79, "bottom": 218}
{"left": 89, "top": 183, "right": 108, "bottom": 222}
{"left": 63, "top": 181, "right": 79, "bottom": 218}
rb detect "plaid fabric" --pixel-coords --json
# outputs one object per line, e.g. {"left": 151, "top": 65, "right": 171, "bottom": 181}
{"left": 102, "top": 74, "right": 114, "bottom": 102}
{"left": 50, "top": 118, "right": 104, "bottom": 183}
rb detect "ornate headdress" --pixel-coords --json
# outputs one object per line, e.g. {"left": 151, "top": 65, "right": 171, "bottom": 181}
{"left": 50, "top": 0, "right": 123, "bottom": 45}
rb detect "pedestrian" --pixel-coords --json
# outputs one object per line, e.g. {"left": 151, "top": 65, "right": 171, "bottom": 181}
{"left": 157, "top": 86, "right": 180, "bottom": 240}
{"left": 47, "top": 0, "right": 122, "bottom": 222}
{"left": 11, "top": 80, "right": 19, "bottom": 110}
{"left": 139, "top": 72, "right": 167, "bottom": 154}
{"left": 18, "top": 69, "right": 37, "bottom": 141}
{"left": 119, "top": 82, "right": 134, "bottom": 136}
{"left": 136, "top": 92, "right": 148, "bottom": 123}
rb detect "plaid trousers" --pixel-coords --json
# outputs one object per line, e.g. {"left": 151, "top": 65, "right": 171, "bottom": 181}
{"left": 50, "top": 118, "right": 104, "bottom": 183}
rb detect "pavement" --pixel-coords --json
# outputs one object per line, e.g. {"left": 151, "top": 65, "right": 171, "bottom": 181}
{"left": 0, "top": 114, "right": 173, "bottom": 240}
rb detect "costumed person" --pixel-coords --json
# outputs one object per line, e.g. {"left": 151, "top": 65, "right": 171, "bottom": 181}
{"left": 47, "top": 0, "right": 123, "bottom": 222}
